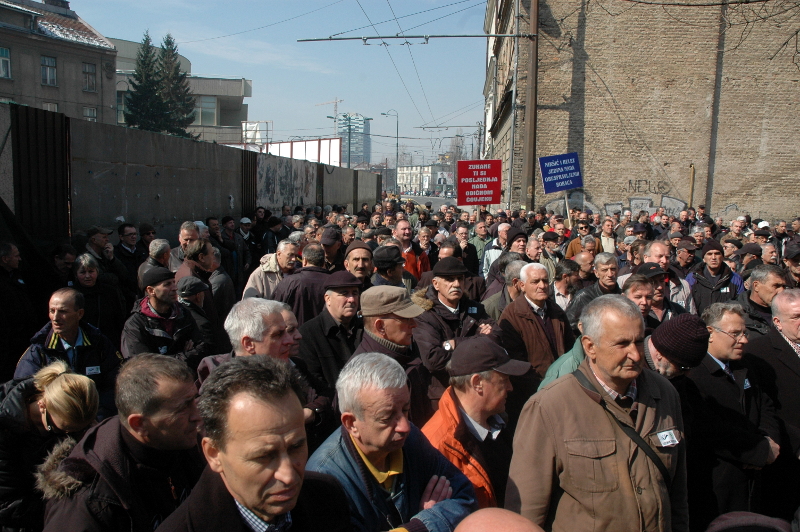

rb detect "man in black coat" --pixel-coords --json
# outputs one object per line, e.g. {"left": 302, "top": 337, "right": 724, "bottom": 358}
{"left": 297, "top": 271, "right": 364, "bottom": 400}
{"left": 416, "top": 241, "right": 486, "bottom": 302}
{"left": 565, "top": 252, "right": 621, "bottom": 336}
{"left": 745, "top": 288, "right": 800, "bottom": 520}
{"left": 272, "top": 243, "right": 330, "bottom": 326}
{"left": 156, "top": 356, "right": 350, "bottom": 532}
{"left": 687, "top": 302, "right": 780, "bottom": 530}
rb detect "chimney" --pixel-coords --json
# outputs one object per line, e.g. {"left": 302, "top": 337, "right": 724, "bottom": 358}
{"left": 43, "top": 0, "right": 70, "bottom": 9}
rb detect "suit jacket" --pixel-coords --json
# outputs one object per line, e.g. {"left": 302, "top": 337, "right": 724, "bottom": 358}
{"left": 155, "top": 466, "right": 351, "bottom": 532}
{"left": 746, "top": 327, "right": 800, "bottom": 519}
{"left": 685, "top": 353, "right": 779, "bottom": 527}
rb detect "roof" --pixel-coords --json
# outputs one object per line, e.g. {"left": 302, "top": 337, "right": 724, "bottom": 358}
{"left": 0, "top": 0, "right": 114, "bottom": 50}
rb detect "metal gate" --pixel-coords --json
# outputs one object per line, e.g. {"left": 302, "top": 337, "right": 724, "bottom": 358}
{"left": 10, "top": 104, "right": 70, "bottom": 243}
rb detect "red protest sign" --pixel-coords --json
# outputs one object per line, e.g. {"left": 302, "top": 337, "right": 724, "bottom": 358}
{"left": 457, "top": 160, "right": 502, "bottom": 205}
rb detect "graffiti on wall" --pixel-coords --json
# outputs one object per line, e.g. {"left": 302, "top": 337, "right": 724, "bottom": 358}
{"left": 256, "top": 154, "right": 316, "bottom": 209}
{"left": 622, "top": 179, "right": 671, "bottom": 196}
{"left": 602, "top": 195, "right": 687, "bottom": 217}
{"left": 542, "top": 190, "right": 601, "bottom": 215}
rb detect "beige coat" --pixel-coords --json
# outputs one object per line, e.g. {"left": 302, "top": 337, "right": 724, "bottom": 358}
{"left": 506, "top": 359, "right": 689, "bottom": 532}
{"left": 242, "top": 253, "right": 285, "bottom": 299}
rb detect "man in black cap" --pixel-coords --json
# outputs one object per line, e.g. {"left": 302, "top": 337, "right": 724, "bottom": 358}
{"left": 320, "top": 227, "right": 344, "bottom": 272}
{"left": 734, "top": 243, "right": 763, "bottom": 271}
{"left": 343, "top": 240, "right": 374, "bottom": 290}
{"left": 272, "top": 243, "right": 331, "bottom": 326}
{"left": 371, "top": 245, "right": 408, "bottom": 290}
{"left": 411, "top": 257, "right": 500, "bottom": 394}
{"left": 686, "top": 240, "right": 745, "bottom": 315}
{"left": 540, "top": 231, "right": 562, "bottom": 263}
{"left": 298, "top": 271, "right": 364, "bottom": 400}
{"left": 354, "top": 216, "right": 369, "bottom": 240}
{"left": 121, "top": 267, "right": 207, "bottom": 369}
{"left": 686, "top": 302, "right": 780, "bottom": 529}
{"left": 416, "top": 241, "right": 486, "bottom": 302}
{"left": 672, "top": 239, "right": 698, "bottom": 278}
{"left": 638, "top": 263, "right": 687, "bottom": 326}
{"left": 136, "top": 222, "right": 157, "bottom": 257}
{"left": 177, "top": 276, "right": 216, "bottom": 352}
{"left": 422, "top": 336, "right": 530, "bottom": 509}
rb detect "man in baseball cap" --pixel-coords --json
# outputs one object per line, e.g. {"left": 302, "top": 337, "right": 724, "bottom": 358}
{"left": 372, "top": 245, "right": 407, "bottom": 290}
{"left": 422, "top": 336, "right": 529, "bottom": 508}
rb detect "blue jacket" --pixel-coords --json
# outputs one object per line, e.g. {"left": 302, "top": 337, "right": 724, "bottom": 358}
{"left": 15, "top": 322, "right": 121, "bottom": 418}
{"left": 307, "top": 425, "right": 477, "bottom": 532}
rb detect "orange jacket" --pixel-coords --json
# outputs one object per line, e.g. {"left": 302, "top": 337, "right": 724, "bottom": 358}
{"left": 421, "top": 387, "right": 497, "bottom": 508}
{"left": 402, "top": 242, "right": 430, "bottom": 280}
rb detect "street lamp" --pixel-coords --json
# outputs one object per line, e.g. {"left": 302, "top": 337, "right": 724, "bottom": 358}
{"left": 381, "top": 109, "right": 398, "bottom": 195}
{"left": 414, "top": 150, "right": 423, "bottom": 194}
{"left": 327, "top": 113, "right": 372, "bottom": 169}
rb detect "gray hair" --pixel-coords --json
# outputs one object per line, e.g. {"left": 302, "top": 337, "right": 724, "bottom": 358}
{"left": 581, "top": 235, "right": 595, "bottom": 246}
{"left": 73, "top": 253, "right": 99, "bottom": 272}
{"left": 642, "top": 241, "right": 668, "bottom": 258}
{"left": 701, "top": 302, "right": 745, "bottom": 328}
{"left": 418, "top": 227, "right": 432, "bottom": 236}
{"left": 749, "top": 264, "right": 784, "bottom": 285}
{"left": 292, "top": 215, "right": 303, "bottom": 224}
{"left": 224, "top": 298, "right": 286, "bottom": 352}
{"left": 761, "top": 243, "right": 776, "bottom": 253}
{"left": 288, "top": 231, "right": 305, "bottom": 244}
{"left": 581, "top": 295, "right": 643, "bottom": 340}
{"left": 179, "top": 221, "right": 199, "bottom": 234}
{"left": 302, "top": 243, "right": 325, "bottom": 267}
{"left": 771, "top": 289, "right": 800, "bottom": 319}
{"left": 276, "top": 239, "right": 297, "bottom": 252}
{"left": 504, "top": 260, "right": 527, "bottom": 287}
{"left": 498, "top": 223, "right": 511, "bottom": 232}
{"left": 149, "top": 238, "right": 170, "bottom": 259}
{"left": 447, "top": 358, "right": 493, "bottom": 391}
{"left": 336, "top": 353, "right": 407, "bottom": 420}
{"left": 519, "top": 262, "right": 548, "bottom": 283}
{"left": 594, "top": 252, "right": 618, "bottom": 268}
{"left": 211, "top": 246, "right": 221, "bottom": 265}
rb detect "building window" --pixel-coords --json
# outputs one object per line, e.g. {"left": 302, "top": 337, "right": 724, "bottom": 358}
{"left": 82, "top": 63, "right": 96, "bottom": 91}
{"left": 0, "top": 48, "right": 10, "bottom": 79}
{"left": 116, "top": 91, "right": 126, "bottom": 124}
{"left": 83, "top": 107, "right": 97, "bottom": 122}
{"left": 41, "top": 56, "right": 56, "bottom": 86}
{"left": 42, "top": 102, "right": 57, "bottom": 112}
{"left": 192, "top": 96, "right": 216, "bottom": 126}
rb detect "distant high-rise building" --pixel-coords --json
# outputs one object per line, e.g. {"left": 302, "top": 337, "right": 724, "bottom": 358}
{"left": 337, "top": 113, "right": 371, "bottom": 168}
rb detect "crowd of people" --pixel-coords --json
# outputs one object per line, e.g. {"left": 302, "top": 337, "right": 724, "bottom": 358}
{"left": 1, "top": 199, "right": 800, "bottom": 532}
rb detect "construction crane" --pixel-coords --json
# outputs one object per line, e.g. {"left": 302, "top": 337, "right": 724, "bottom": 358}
{"left": 316, "top": 97, "right": 344, "bottom": 136}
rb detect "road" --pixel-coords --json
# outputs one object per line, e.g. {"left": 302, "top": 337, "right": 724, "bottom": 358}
{"left": 399, "top": 194, "right": 460, "bottom": 212}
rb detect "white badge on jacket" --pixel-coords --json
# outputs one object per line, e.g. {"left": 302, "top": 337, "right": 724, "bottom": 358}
{"left": 657, "top": 429, "right": 680, "bottom": 447}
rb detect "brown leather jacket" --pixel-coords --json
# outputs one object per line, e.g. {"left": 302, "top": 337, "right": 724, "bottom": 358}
{"left": 506, "top": 359, "right": 689, "bottom": 532}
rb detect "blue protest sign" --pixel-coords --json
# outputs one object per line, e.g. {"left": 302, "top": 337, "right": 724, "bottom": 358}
{"left": 538, "top": 152, "right": 583, "bottom": 195}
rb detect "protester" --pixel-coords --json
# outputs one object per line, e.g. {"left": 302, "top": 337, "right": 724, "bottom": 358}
{"left": 70, "top": 253, "right": 127, "bottom": 350}
{"left": 307, "top": 353, "right": 477, "bottom": 532}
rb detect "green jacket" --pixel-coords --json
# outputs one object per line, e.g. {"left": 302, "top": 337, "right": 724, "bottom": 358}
{"left": 538, "top": 335, "right": 586, "bottom": 390}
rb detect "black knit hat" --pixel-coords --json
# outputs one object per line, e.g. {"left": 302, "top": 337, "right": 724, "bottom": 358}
{"left": 701, "top": 240, "right": 724, "bottom": 256}
{"left": 651, "top": 314, "right": 709, "bottom": 369}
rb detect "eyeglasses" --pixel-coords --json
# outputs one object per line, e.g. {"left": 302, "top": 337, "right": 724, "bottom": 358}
{"left": 143, "top": 231, "right": 156, "bottom": 236}
{"left": 711, "top": 326, "right": 747, "bottom": 342}
{"left": 123, "top": 232, "right": 138, "bottom": 237}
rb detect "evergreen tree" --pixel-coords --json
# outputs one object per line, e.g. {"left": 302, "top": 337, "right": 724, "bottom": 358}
{"left": 124, "top": 31, "right": 166, "bottom": 132}
{"left": 158, "top": 34, "right": 196, "bottom": 138}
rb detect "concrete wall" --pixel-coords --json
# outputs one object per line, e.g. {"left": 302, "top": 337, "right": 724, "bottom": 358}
{"left": 322, "top": 165, "right": 358, "bottom": 211}
{"left": 70, "top": 120, "right": 242, "bottom": 245}
{"left": 256, "top": 154, "right": 317, "bottom": 211}
{"left": 0, "top": 104, "right": 12, "bottom": 210}
{"left": 356, "top": 170, "right": 381, "bottom": 213}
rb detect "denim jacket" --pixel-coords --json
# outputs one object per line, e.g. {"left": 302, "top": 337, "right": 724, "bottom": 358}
{"left": 307, "top": 425, "right": 477, "bottom": 532}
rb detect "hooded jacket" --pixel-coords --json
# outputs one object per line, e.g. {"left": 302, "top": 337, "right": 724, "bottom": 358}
{"left": 686, "top": 262, "right": 744, "bottom": 315}
{"left": 120, "top": 299, "right": 207, "bottom": 370}
{"left": 15, "top": 322, "right": 120, "bottom": 419}
{"left": 242, "top": 252, "right": 289, "bottom": 299}
{"left": 0, "top": 378, "right": 63, "bottom": 530}
{"left": 37, "top": 416, "right": 205, "bottom": 532}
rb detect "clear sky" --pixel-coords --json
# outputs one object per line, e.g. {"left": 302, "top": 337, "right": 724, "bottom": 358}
{"left": 76, "top": 0, "right": 488, "bottom": 165}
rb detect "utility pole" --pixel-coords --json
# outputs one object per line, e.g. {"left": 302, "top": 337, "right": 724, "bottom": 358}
{"left": 520, "top": 0, "right": 540, "bottom": 209}
{"left": 382, "top": 109, "right": 399, "bottom": 195}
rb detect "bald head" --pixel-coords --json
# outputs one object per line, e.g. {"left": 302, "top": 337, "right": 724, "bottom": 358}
{"left": 455, "top": 509, "right": 544, "bottom": 532}
{"left": 574, "top": 251, "right": 593, "bottom": 267}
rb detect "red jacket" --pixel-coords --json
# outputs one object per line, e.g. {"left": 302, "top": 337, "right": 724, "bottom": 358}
{"left": 402, "top": 241, "right": 430, "bottom": 280}
{"left": 422, "top": 386, "right": 497, "bottom": 508}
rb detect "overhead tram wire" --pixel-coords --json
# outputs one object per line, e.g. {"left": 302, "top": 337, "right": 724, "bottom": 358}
{"left": 328, "top": 0, "right": 482, "bottom": 38}
{"left": 352, "top": 0, "right": 428, "bottom": 123}
{"left": 178, "top": 0, "right": 345, "bottom": 44}
{"left": 385, "top": 0, "right": 437, "bottom": 123}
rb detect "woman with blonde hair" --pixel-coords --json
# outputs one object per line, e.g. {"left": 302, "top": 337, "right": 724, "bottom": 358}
{"left": 0, "top": 360, "right": 98, "bottom": 531}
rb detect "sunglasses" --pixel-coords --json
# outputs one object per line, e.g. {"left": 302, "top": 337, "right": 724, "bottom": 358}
{"left": 143, "top": 231, "right": 156, "bottom": 236}
{"left": 44, "top": 408, "right": 70, "bottom": 436}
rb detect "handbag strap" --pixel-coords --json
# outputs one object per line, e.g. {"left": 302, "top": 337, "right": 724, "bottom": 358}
{"left": 571, "top": 369, "right": 673, "bottom": 491}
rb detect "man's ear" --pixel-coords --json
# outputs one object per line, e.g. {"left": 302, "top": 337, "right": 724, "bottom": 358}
{"left": 240, "top": 336, "right": 257, "bottom": 355}
{"left": 127, "top": 414, "right": 147, "bottom": 437}
{"left": 341, "top": 412, "right": 358, "bottom": 436}
{"left": 581, "top": 335, "right": 597, "bottom": 363}
{"left": 470, "top": 373, "right": 484, "bottom": 394}
{"left": 202, "top": 437, "right": 224, "bottom": 473}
